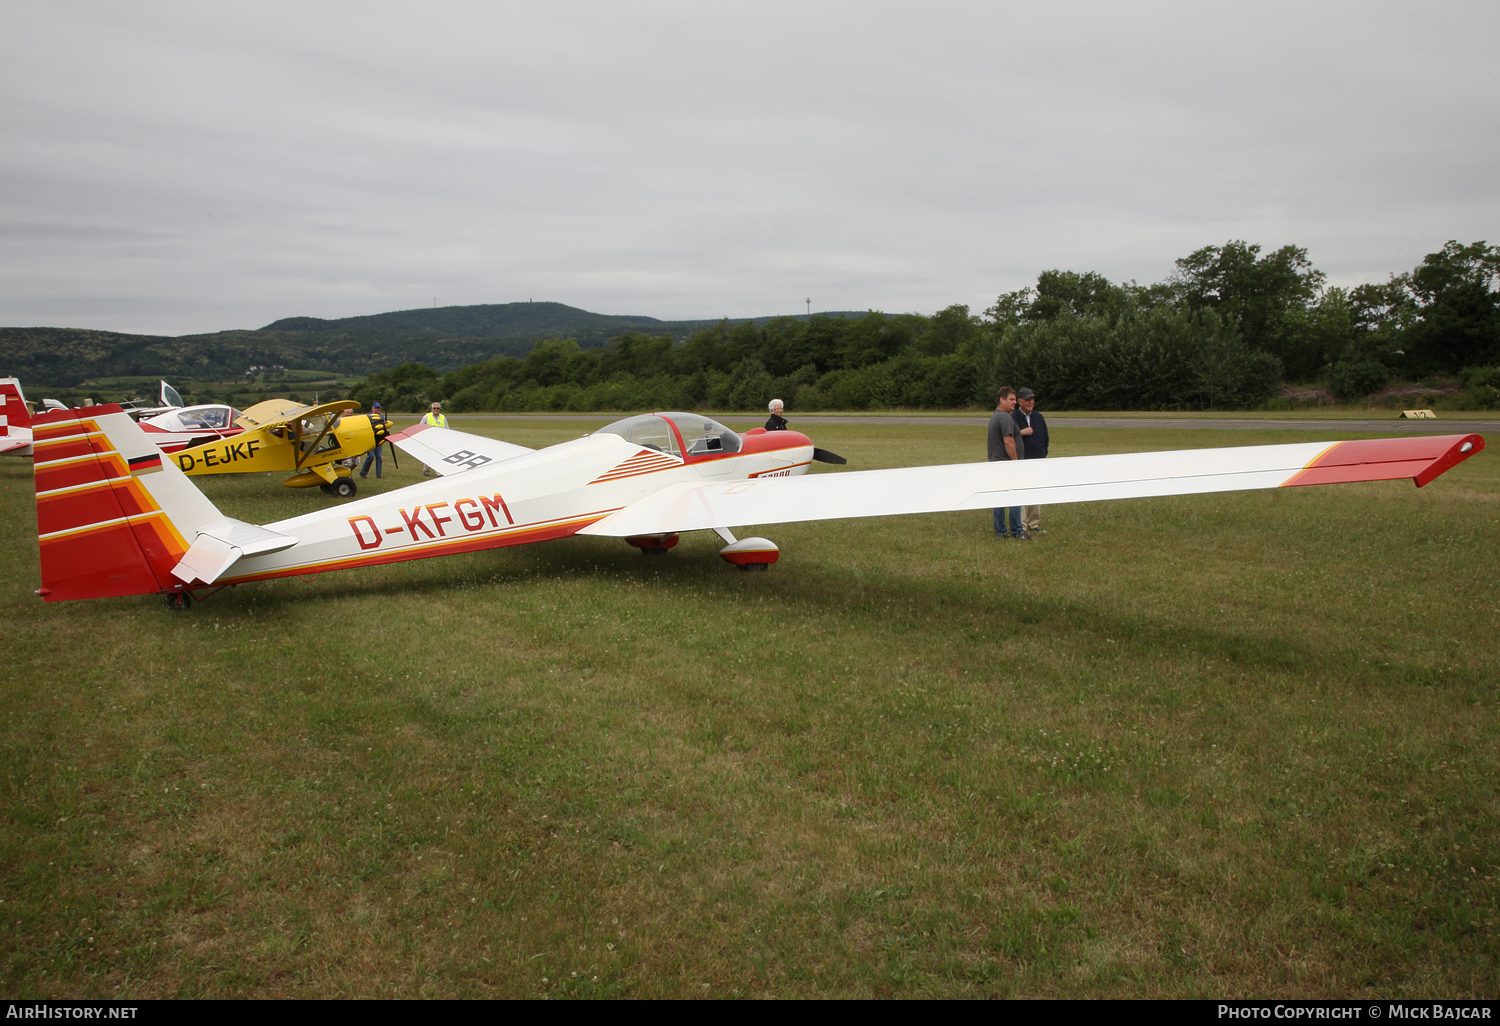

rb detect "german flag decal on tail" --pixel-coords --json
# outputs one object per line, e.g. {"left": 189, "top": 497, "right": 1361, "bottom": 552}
{"left": 128, "top": 452, "right": 163, "bottom": 476}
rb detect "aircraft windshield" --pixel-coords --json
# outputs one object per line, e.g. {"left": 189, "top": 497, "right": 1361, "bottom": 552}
{"left": 160, "top": 381, "right": 184, "bottom": 409}
{"left": 669, "top": 414, "right": 742, "bottom": 456}
{"left": 177, "top": 406, "right": 231, "bottom": 429}
{"left": 300, "top": 414, "right": 343, "bottom": 456}
{"left": 595, "top": 414, "right": 680, "bottom": 456}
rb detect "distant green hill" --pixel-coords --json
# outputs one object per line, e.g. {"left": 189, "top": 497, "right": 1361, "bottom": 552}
{"left": 1, "top": 302, "right": 863, "bottom": 388}
{"left": 262, "top": 301, "right": 674, "bottom": 338}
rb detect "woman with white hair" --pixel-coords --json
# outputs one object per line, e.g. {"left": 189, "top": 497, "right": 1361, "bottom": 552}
{"left": 765, "top": 399, "right": 788, "bottom": 431}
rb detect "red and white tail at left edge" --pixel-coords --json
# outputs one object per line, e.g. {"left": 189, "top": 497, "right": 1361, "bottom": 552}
{"left": 0, "top": 377, "right": 33, "bottom": 456}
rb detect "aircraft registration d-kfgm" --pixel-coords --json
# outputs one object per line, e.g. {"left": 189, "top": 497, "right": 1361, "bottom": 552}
{"left": 27, "top": 404, "right": 1485, "bottom": 610}
{"left": 169, "top": 399, "right": 392, "bottom": 497}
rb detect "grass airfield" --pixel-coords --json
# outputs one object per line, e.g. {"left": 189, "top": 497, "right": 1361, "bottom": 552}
{"left": 1, "top": 417, "right": 1496, "bottom": 999}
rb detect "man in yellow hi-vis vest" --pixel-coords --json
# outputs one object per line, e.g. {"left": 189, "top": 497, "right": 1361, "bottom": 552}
{"left": 422, "top": 401, "right": 448, "bottom": 476}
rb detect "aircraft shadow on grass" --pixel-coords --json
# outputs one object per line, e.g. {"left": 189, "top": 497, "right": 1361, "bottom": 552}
{"left": 178, "top": 526, "right": 1337, "bottom": 681}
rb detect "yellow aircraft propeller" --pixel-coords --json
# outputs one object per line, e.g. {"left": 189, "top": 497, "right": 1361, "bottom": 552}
{"left": 173, "top": 399, "right": 391, "bottom": 497}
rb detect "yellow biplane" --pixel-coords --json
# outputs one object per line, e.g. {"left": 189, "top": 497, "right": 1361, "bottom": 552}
{"left": 171, "top": 399, "right": 393, "bottom": 497}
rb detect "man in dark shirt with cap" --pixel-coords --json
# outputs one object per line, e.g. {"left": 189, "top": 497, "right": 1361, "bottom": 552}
{"left": 1012, "top": 388, "right": 1049, "bottom": 534}
{"left": 359, "top": 401, "right": 388, "bottom": 479}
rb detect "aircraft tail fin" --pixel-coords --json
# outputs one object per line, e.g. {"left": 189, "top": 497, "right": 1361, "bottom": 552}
{"left": 0, "top": 378, "right": 33, "bottom": 453}
{"left": 1, "top": 377, "right": 31, "bottom": 429}
{"left": 32, "top": 404, "right": 228, "bottom": 601}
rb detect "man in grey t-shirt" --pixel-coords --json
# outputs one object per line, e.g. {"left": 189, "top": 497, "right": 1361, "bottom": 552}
{"left": 987, "top": 387, "right": 1028, "bottom": 539}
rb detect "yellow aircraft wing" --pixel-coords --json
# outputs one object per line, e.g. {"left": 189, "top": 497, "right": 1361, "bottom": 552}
{"left": 235, "top": 398, "right": 305, "bottom": 429}
{"left": 237, "top": 399, "right": 359, "bottom": 430}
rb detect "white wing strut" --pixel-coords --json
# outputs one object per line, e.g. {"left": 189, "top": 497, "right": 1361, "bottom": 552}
{"left": 579, "top": 435, "right": 1484, "bottom": 538}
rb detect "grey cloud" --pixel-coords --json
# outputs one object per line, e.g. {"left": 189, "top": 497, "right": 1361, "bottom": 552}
{"left": 1, "top": 0, "right": 1496, "bottom": 334}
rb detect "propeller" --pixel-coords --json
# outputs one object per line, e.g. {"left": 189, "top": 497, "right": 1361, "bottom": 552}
{"left": 367, "top": 411, "right": 398, "bottom": 468}
{"left": 812, "top": 447, "right": 846, "bottom": 465}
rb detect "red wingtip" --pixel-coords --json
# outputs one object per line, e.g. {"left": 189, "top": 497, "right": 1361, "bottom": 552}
{"left": 1283, "top": 433, "right": 1484, "bottom": 489}
{"left": 1414, "top": 433, "right": 1484, "bottom": 486}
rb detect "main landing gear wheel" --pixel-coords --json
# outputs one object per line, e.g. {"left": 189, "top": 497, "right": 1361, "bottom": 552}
{"left": 625, "top": 534, "right": 679, "bottom": 556}
{"left": 165, "top": 592, "right": 193, "bottom": 612}
{"left": 331, "top": 477, "right": 358, "bottom": 498}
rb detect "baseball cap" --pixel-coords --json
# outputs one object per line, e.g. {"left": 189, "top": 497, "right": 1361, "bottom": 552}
{"left": 372, "top": 401, "right": 382, "bottom": 408}
{"left": 1017, "top": 388, "right": 1036, "bottom": 400}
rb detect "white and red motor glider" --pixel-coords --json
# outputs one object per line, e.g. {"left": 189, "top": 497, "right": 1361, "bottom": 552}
{"left": 1, "top": 378, "right": 34, "bottom": 457}
{"left": 27, "top": 404, "right": 1484, "bottom": 609}
{"left": 119, "top": 381, "right": 244, "bottom": 454}
{"left": 135, "top": 403, "right": 245, "bottom": 454}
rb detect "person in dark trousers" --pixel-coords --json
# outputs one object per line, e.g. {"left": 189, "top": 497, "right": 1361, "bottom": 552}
{"left": 986, "top": 387, "right": 1028, "bottom": 539}
{"left": 359, "top": 402, "right": 388, "bottom": 479}
{"left": 1012, "top": 387, "right": 1049, "bottom": 534}
{"left": 765, "top": 399, "right": 788, "bottom": 431}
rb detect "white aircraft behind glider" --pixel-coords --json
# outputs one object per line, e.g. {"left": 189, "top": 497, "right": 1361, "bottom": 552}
{"left": 27, "top": 404, "right": 1484, "bottom": 609}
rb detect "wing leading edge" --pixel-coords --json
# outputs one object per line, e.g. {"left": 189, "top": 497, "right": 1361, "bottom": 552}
{"left": 578, "top": 434, "right": 1484, "bottom": 538}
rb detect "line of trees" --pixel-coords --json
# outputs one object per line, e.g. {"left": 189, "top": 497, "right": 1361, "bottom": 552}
{"left": 349, "top": 240, "right": 1500, "bottom": 413}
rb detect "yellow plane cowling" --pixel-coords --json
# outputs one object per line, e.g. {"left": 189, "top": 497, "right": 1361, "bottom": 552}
{"left": 174, "top": 401, "right": 387, "bottom": 492}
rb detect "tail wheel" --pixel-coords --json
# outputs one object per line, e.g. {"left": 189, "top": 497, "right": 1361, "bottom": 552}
{"left": 165, "top": 592, "right": 193, "bottom": 612}
{"left": 331, "top": 478, "right": 358, "bottom": 498}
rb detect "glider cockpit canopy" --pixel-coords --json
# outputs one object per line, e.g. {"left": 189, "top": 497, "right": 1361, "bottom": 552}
{"left": 596, "top": 412, "right": 741, "bottom": 458}
{"left": 142, "top": 404, "right": 240, "bottom": 431}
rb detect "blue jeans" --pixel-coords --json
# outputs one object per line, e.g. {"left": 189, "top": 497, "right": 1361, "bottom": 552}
{"left": 360, "top": 446, "right": 383, "bottom": 478}
{"left": 994, "top": 507, "right": 1024, "bottom": 536}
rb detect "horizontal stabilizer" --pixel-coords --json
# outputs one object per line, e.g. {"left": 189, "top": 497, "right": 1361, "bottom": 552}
{"left": 388, "top": 424, "right": 533, "bottom": 476}
{"left": 172, "top": 534, "right": 239, "bottom": 585}
{"left": 171, "top": 519, "right": 298, "bottom": 584}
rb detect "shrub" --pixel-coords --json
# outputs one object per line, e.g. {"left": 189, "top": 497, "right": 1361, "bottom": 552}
{"left": 1326, "top": 360, "right": 1390, "bottom": 403}
{"left": 983, "top": 306, "right": 1280, "bottom": 409}
{"left": 1459, "top": 366, "right": 1500, "bottom": 409}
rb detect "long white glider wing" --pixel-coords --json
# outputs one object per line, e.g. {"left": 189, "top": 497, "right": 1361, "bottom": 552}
{"left": 579, "top": 434, "right": 1484, "bottom": 537}
{"left": 388, "top": 424, "right": 534, "bottom": 477}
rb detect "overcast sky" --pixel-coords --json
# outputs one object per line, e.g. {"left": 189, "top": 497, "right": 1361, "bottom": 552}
{"left": 1, "top": 1, "right": 1496, "bottom": 336}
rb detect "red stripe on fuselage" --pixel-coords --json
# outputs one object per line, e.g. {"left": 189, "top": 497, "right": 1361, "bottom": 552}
{"left": 217, "top": 511, "right": 616, "bottom": 586}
